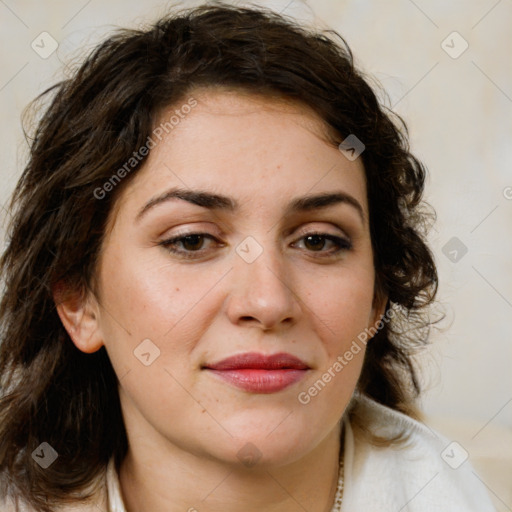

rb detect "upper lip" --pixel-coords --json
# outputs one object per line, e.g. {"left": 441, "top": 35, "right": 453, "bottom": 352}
{"left": 204, "top": 352, "right": 310, "bottom": 371}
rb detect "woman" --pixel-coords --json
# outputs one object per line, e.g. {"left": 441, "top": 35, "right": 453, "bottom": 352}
{"left": 0, "top": 3, "right": 496, "bottom": 511}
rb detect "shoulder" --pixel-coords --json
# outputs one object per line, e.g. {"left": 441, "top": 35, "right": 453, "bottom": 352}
{"left": 341, "top": 393, "right": 497, "bottom": 511}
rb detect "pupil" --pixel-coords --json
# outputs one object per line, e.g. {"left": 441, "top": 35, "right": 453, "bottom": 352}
{"left": 183, "top": 235, "right": 203, "bottom": 250}
{"left": 305, "top": 235, "right": 324, "bottom": 251}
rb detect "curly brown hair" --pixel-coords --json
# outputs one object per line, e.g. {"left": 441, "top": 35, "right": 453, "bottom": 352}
{"left": 0, "top": 3, "right": 438, "bottom": 511}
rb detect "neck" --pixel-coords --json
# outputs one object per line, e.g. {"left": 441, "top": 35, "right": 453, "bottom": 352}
{"left": 118, "top": 423, "right": 343, "bottom": 512}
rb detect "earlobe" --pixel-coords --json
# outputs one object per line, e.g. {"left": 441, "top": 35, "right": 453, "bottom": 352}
{"left": 53, "top": 281, "right": 104, "bottom": 354}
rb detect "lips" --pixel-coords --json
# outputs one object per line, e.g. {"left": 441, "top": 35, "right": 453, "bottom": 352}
{"left": 205, "top": 352, "right": 309, "bottom": 371}
{"left": 203, "top": 352, "right": 310, "bottom": 393}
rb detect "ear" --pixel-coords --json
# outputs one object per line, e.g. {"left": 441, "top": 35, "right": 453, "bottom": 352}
{"left": 53, "top": 280, "right": 104, "bottom": 354}
{"left": 369, "top": 285, "right": 389, "bottom": 332}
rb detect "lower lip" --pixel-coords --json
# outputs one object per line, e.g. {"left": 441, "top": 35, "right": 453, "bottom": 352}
{"left": 206, "top": 369, "right": 308, "bottom": 393}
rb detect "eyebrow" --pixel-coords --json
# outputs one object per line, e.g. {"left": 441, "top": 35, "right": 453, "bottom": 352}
{"left": 136, "top": 187, "right": 366, "bottom": 224}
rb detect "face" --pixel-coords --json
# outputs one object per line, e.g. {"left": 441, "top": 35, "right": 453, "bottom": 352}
{"left": 63, "top": 88, "right": 386, "bottom": 468}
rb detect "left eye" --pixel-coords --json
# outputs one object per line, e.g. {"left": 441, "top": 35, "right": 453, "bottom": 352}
{"left": 159, "top": 232, "right": 352, "bottom": 259}
{"left": 292, "top": 233, "right": 352, "bottom": 254}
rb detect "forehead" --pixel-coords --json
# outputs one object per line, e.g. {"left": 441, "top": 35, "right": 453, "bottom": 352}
{"left": 108, "top": 88, "right": 368, "bottom": 225}
{"left": 158, "top": 86, "right": 339, "bottom": 138}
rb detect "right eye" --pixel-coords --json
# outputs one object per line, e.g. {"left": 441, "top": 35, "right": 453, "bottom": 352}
{"left": 159, "top": 232, "right": 222, "bottom": 259}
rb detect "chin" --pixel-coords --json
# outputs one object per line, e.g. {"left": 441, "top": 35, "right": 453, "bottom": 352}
{"left": 219, "top": 427, "right": 317, "bottom": 469}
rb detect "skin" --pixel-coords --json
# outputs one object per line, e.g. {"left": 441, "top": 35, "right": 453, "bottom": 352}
{"left": 56, "top": 88, "right": 387, "bottom": 512}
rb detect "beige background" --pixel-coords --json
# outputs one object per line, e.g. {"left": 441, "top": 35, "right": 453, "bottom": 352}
{"left": 1, "top": 0, "right": 511, "bottom": 508}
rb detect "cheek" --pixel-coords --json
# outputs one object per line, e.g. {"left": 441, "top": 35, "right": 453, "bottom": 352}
{"left": 295, "top": 271, "right": 373, "bottom": 422}
{"left": 95, "top": 249, "right": 227, "bottom": 373}
{"left": 304, "top": 264, "right": 376, "bottom": 353}
{"left": 96, "top": 253, "right": 219, "bottom": 428}
{"left": 100, "top": 252, "right": 184, "bottom": 334}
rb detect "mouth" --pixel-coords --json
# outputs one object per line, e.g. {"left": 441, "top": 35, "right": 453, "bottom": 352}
{"left": 202, "top": 352, "right": 310, "bottom": 394}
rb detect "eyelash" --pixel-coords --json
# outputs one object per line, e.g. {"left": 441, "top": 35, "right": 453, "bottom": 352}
{"left": 159, "top": 231, "right": 353, "bottom": 260}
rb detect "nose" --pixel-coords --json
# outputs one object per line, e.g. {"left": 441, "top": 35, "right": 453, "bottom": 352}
{"left": 225, "top": 239, "right": 302, "bottom": 331}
